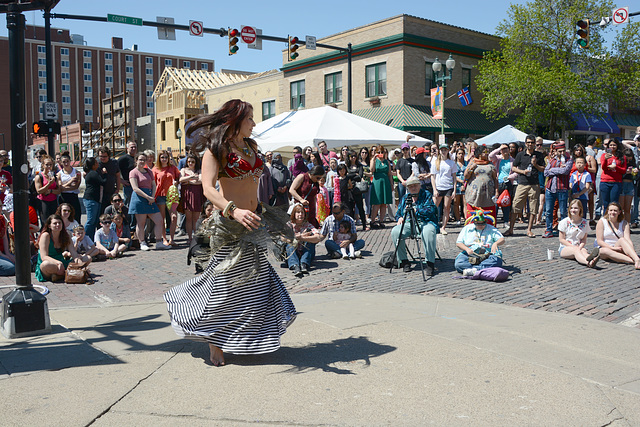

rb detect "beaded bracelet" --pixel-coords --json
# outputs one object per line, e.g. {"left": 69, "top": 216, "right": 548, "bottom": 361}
{"left": 222, "top": 201, "right": 237, "bottom": 219}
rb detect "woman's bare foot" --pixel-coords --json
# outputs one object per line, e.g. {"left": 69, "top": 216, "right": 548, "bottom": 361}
{"left": 634, "top": 259, "right": 640, "bottom": 270}
{"left": 209, "top": 344, "right": 225, "bottom": 366}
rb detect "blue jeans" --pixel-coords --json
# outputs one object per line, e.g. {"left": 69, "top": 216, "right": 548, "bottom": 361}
{"left": 123, "top": 185, "right": 133, "bottom": 207}
{"left": 325, "top": 239, "right": 365, "bottom": 256}
{"left": 632, "top": 194, "right": 640, "bottom": 224}
{"left": 390, "top": 220, "right": 437, "bottom": 264}
{"left": 0, "top": 255, "right": 15, "bottom": 276}
{"left": 545, "top": 189, "right": 568, "bottom": 233}
{"left": 397, "top": 182, "right": 407, "bottom": 201}
{"left": 286, "top": 243, "right": 316, "bottom": 268}
{"left": 455, "top": 252, "right": 503, "bottom": 272}
{"left": 599, "top": 181, "right": 621, "bottom": 214}
{"left": 83, "top": 198, "right": 101, "bottom": 241}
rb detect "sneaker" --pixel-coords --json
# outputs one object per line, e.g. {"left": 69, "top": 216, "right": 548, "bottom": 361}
{"left": 350, "top": 254, "right": 356, "bottom": 259}
{"left": 462, "top": 268, "right": 477, "bottom": 277}
{"left": 426, "top": 261, "right": 435, "bottom": 276}
{"left": 541, "top": 231, "right": 554, "bottom": 238}
{"left": 300, "top": 263, "right": 309, "bottom": 274}
{"left": 455, "top": 220, "right": 461, "bottom": 226}
{"left": 342, "top": 255, "right": 350, "bottom": 260}
{"left": 156, "top": 241, "right": 171, "bottom": 250}
{"left": 354, "top": 250, "right": 362, "bottom": 258}
{"left": 291, "top": 265, "right": 304, "bottom": 278}
{"left": 176, "top": 230, "right": 186, "bottom": 237}
{"left": 329, "top": 251, "right": 342, "bottom": 259}
{"left": 140, "top": 243, "right": 150, "bottom": 251}
{"left": 401, "top": 260, "right": 412, "bottom": 273}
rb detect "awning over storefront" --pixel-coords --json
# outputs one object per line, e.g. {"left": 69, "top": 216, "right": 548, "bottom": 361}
{"left": 612, "top": 113, "right": 640, "bottom": 128}
{"left": 572, "top": 113, "right": 620, "bottom": 134}
{"left": 352, "top": 104, "right": 513, "bottom": 135}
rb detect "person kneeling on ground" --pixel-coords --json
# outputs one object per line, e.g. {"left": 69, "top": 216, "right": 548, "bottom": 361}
{"left": 455, "top": 210, "right": 505, "bottom": 276}
{"left": 319, "top": 202, "right": 365, "bottom": 259}
{"left": 36, "top": 214, "right": 91, "bottom": 282}
{"left": 391, "top": 175, "right": 439, "bottom": 275}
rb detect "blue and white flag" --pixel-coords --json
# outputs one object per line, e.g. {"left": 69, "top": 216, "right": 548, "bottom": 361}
{"left": 457, "top": 87, "right": 473, "bottom": 107}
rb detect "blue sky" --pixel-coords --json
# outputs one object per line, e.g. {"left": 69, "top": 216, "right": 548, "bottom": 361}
{"left": 1, "top": 0, "right": 519, "bottom": 72}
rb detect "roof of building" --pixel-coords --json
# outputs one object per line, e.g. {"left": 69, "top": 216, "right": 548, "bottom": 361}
{"left": 152, "top": 67, "right": 266, "bottom": 98}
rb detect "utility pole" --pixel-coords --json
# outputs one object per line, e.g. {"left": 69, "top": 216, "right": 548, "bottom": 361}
{"left": 44, "top": 6, "right": 55, "bottom": 155}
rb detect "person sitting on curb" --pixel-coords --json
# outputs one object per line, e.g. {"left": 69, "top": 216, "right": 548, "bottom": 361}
{"left": 319, "top": 202, "right": 365, "bottom": 259}
{"left": 455, "top": 210, "right": 505, "bottom": 276}
{"left": 390, "top": 176, "right": 439, "bottom": 275}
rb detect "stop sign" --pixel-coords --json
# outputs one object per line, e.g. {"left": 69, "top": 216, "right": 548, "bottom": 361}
{"left": 241, "top": 26, "right": 256, "bottom": 44}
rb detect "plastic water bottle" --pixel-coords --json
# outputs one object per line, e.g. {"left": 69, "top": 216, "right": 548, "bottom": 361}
{"left": 526, "top": 164, "right": 532, "bottom": 176}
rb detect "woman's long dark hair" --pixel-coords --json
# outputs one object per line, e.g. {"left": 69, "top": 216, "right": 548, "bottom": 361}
{"left": 187, "top": 99, "right": 257, "bottom": 166}
{"left": 573, "top": 143, "right": 586, "bottom": 159}
{"left": 359, "top": 147, "right": 370, "bottom": 166}
{"left": 83, "top": 157, "right": 97, "bottom": 173}
{"left": 415, "top": 152, "right": 429, "bottom": 171}
{"left": 608, "top": 140, "right": 624, "bottom": 161}
{"left": 42, "top": 214, "right": 71, "bottom": 249}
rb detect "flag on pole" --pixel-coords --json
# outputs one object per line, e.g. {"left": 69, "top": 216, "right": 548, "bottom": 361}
{"left": 431, "top": 87, "right": 443, "bottom": 119}
{"left": 457, "top": 87, "right": 473, "bottom": 107}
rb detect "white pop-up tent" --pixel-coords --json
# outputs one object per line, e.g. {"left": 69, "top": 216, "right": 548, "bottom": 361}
{"left": 475, "top": 125, "right": 554, "bottom": 146}
{"left": 252, "top": 106, "right": 432, "bottom": 153}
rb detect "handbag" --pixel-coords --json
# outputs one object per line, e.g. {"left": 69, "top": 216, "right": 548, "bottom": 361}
{"left": 355, "top": 179, "right": 370, "bottom": 193}
{"left": 379, "top": 251, "right": 397, "bottom": 268}
{"left": 496, "top": 189, "right": 511, "bottom": 207}
{"left": 65, "top": 260, "right": 91, "bottom": 284}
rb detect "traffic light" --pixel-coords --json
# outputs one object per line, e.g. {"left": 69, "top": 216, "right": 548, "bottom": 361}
{"left": 288, "top": 36, "right": 300, "bottom": 61}
{"left": 33, "top": 120, "right": 48, "bottom": 135}
{"left": 32, "top": 120, "right": 60, "bottom": 135}
{"left": 228, "top": 28, "right": 239, "bottom": 55}
{"left": 576, "top": 19, "right": 590, "bottom": 49}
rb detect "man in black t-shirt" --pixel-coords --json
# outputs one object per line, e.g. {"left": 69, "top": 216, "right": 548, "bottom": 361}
{"left": 118, "top": 141, "right": 137, "bottom": 208}
{"left": 395, "top": 142, "right": 414, "bottom": 200}
{"left": 98, "top": 146, "right": 122, "bottom": 214}
{"left": 506, "top": 134, "right": 545, "bottom": 237}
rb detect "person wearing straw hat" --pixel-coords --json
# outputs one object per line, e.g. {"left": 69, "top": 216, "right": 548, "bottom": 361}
{"left": 455, "top": 210, "right": 505, "bottom": 276}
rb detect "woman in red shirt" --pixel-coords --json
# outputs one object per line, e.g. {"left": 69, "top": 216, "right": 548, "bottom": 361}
{"left": 152, "top": 150, "right": 181, "bottom": 246}
{"left": 599, "top": 139, "right": 627, "bottom": 214}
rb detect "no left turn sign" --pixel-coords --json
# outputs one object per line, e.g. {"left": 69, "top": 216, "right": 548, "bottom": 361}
{"left": 189, "top": 20, "right": 204, "bottom": 36}
{"left": 612, "top": 7, "right": 629, "bottom": 25}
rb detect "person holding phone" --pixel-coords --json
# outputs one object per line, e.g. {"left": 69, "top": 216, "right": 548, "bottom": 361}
{"left": 34, "top": 155, "right": 61, "bottom": 222}
{"left": 599, "top": 139, "right": 626, "bottom": 214}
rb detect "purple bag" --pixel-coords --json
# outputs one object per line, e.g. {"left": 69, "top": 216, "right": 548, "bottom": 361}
{"left": 472, "top": 267, "right": 509, "bottom": 282}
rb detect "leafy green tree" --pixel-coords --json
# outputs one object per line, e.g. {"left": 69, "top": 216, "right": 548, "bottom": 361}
{"left": 476, "top": 0, "right": 639, "bottom": 138}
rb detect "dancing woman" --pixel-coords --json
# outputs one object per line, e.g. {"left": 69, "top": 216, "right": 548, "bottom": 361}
{"left": 164, "top": 99, "right": 296, "bottom": 366}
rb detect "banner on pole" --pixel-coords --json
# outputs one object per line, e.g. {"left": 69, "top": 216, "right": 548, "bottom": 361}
{"left": 431, "top": 87, "right": 443, "bottom": 120}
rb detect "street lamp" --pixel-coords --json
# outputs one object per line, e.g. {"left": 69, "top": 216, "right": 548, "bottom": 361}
{"left": 432, "top": 53, "right": 456, "bottom": 143}
{"left": 176, "top": 128, "right": 183, "bottom": 157}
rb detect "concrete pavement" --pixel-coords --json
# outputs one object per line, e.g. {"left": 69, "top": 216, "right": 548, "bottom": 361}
{"left": 1, "top": 292, "right": 639, "bottom": 425}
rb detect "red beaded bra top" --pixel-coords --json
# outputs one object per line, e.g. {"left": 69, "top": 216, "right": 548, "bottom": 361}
{"left": 218, "top": 144, "right": 264, "bottom": 182}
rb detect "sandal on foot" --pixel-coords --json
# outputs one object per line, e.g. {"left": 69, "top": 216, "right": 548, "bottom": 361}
{"left": 586, "top": 247, "right": 599, "bottom": 263}
{"left": 503, "top": 230, "right": 513, "bottom": 237}
{"left": 526, "top": 231, "right": 535, "bottom": 238}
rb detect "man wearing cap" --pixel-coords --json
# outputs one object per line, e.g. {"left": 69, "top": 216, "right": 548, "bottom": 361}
{"left": 395, "top": 141, "right": 414, "bottom": 200}
{"left": 391, "top": 176, "right": 439, "bottom": 275}
{"left": 455, "top": 211, "right": 505, "bottom": 275}
{"left": 542, "top": 140, "right": 573, "bottom": 238}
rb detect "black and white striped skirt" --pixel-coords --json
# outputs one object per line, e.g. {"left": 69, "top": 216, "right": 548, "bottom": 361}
{"left": 164, "top": 243, "right": 297, "bottom": 354}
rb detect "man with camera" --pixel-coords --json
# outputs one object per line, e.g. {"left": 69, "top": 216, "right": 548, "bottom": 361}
{"left": 391, "top": 176, "right": 439, "bottom": 275}
{"left": 455, "top": 211, "right": 505, "bottom": 276}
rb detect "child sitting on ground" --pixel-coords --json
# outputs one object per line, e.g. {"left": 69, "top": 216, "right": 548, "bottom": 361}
{"left": 94, "top": 214, "right": 125, "bottom": 259}
{"left": 110, "top": 212, "right": 131, "bottom": 252}
{"left": 72, "top": 225, "right": 100, "bottom": 259}
{"left": 335, "top": 219, "right": 356, "bottom": 259}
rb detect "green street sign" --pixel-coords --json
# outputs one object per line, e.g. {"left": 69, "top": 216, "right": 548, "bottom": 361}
{"left": 107, "top": 14, "right": 143, "bottom": 26}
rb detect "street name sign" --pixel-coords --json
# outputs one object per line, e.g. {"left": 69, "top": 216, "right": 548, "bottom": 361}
{"left": 107, "top": 14, "right": 143, "bottom": 26}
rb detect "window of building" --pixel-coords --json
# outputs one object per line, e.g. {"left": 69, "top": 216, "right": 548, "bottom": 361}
{"left": 146, "top": 57, "right": 153, "bottom": 64}
{"left": 62, "top": 108, "right": 71, "bottom": 115}
{"left": 165, "top": 59, "right": 172, "bottom": 66}
{"left": 160, "top": 121, "right": 166, "bottom": 141}
{"left": 145, "top": 68, "right": 153, "bottom": 75}
{"left": 83, "top": 62, "right": 91, "bottom": 70}
{"left": 62, "top": 96, "right": 71, "bottom": 104}
{"left": 462, "top": 68, "right": 471, "bottom": 89}
{"left": 105, "top": 87, "right": 111, "bottom": 95}
{"left": 105, "top": 52, "right": 113, "bottom": 60}
{"left": 39, "top": 82, "right": 47, "bottom": 90}
{"left": 39, "top": 94, "right": 46, "bottom": 102}
{"left": 425, "top": 62, "right": 436, "bottom": 94}
{"left": 105, "top": 64, "right": 113, "bottom": 71}
{"left": 290, "top": 80, "right": 305, "bottom": 110}
{"left": 201, "top": 63, "right": 208, "bottom": 70}
{"left": 183, "top": 61, "right": 190, "bottom": 68}
{"left": 83, "top": 74, "right": 92, "bottom": 82}
{"left": 125, "top": 66, "right": 133, "bottom": 73}
{"left": 147, "top": 101, "right": 154, "bottom": 108}
{"left": 37, "top": 45, "right": 46, "bottom": 53}
{"left": 61, "top": 60, "right": 70, "bottom": 68}
{"left": 61, "top": 84, "right": 70, "bottom": 91}
{"left": 60, "top": 47, "right": 69, "bottom": 56}
{"left": 125, "top": 54, "right": 133, "bottom": 62}
{"left": 146, "top": 90, "right": 153, "bottom": 97}
{"left": 83, "top": 50, "right": 92, "bottom": 58}
{"left": 37, "top": 58, "right": 46, "bottom": 66}
{"left": 146, "top": 79, "right": 153, "bottom": 86}
{"left": 38, "top": 70, "right": 46, "bottom": 78}
{"left": 262, "top": 100, "right": 276, "bottom": 120}
{"left": 105, "top": 76, "right": 113, "bottom": 83}
{"left": 61, "top": 72, "right": 69, "bottom": 80}
{"left": 324, "top": 72, "right": 342, "bottom": 104}
{"left": 365, "top": 63, "right": 386, "bottom": 97}
{"left": 84, "top": 109, "right": 93, "bottom": 116}
{"left": 84, "top": 98, "right": 92, "bottom": 105}
{"left": 84, "top": 86, "right": 92, "bottom": 93}
{"left": 126, "top": 77, "right": 134, "bottom": 85}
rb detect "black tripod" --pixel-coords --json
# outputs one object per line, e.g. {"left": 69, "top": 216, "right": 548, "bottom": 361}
{"left": 389, "top": 196, "right": 427, "bottom": 281}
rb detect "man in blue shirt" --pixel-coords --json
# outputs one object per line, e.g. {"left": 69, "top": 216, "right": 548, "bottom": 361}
{"left": 320, "top": 202, "right": 365, "bottom": 259}
{"left": 455, "top": 210, "right": 505, "bottom": 275}
{"left": 391, "top": 176, "right": 439, "bottom": 275}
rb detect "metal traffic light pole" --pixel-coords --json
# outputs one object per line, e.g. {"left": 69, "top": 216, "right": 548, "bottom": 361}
{"left": 51, "top": 13, "right": 355, "bottom": 112}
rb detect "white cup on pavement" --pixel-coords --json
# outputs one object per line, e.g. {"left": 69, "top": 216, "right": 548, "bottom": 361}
{"left": 547, "top": 248, "right": 554, "bottom": 260}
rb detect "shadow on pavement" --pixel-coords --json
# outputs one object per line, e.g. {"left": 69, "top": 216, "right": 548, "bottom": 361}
{"left": 189, "top": 336, "right": 397, "bottom": 375}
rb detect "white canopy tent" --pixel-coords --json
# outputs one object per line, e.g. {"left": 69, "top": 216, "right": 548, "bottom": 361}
{"left": 475, "top": 125, "right": 554, "bottom": 146}
{"left": 252, "top": 106, "right": 432, "bottom": 153}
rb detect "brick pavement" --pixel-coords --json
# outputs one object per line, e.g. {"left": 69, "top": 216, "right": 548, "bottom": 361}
{"left": 1, "top": 220, "right": 639, "bottom": 328}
